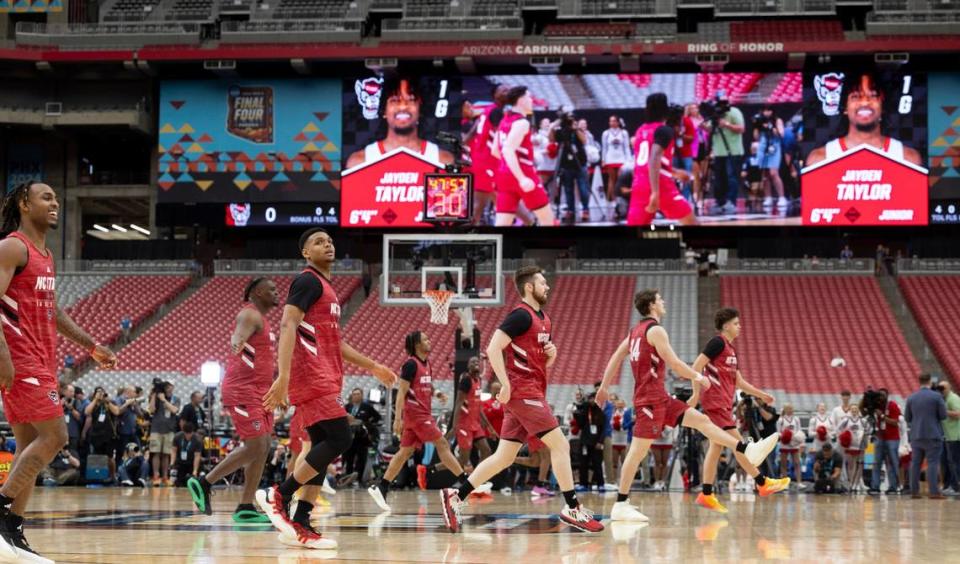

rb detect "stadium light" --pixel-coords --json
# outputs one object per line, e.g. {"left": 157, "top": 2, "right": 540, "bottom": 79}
{"left": 93, "top": 224, "right": 109, "bottom": 232}
{"left": 130, "top": 224, "right": 151, "bottom": 236}
{"left": 200, "top": 361, "right": 223, "bottom": 386}
{"left": 111, "top": 224, "right": 128, "bottom": 232}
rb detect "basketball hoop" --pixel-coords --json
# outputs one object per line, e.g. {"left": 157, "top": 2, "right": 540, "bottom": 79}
{"left": 423, "top": 289, "right": 455, "bottom": 324}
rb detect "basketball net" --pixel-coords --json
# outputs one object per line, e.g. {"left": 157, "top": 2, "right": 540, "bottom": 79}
{"left": 423, "top": 289, "right": 455, "bottom": 324}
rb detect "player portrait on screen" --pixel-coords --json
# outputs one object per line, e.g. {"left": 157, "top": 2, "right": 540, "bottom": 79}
{"left": 806, "top": 71, "right": 922, "bottom": 168}
{"left": 345, "top": 75, "right": 454, "bottom": 169}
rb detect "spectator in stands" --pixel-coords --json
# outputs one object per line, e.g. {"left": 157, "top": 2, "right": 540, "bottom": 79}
{"left": 551, "top": 112, "right": 591, "bottom": 223}
{"left": 813, "top": 443, "right": 843, "bottom": 494}
{"left": 752, "top": 105, "right": 787, "bottom": 214}
{"left": 172, "top": 421, "right": 204, "bottom": 487}
{"left": 118, "top": 442, "right": 150, "bottom": 487}
{"left": 831, "top": 390, "right": 854, "bottom": 430}
{"left": 84, "top": 386, "right": 121, "bottom": 482}
{"left": 601, "top": 115, "right": 632, "bottom": 219}
{"left": 868, "top": 388, "right": 902, "bottom": 495}
{"left": 179, "top": 391, "right": 207, "bottom": 434}
{"left": 148, "top": 381, "right": 181, "bottom": 486}
{"left": 114, "top": 386, "right": 144, "bottom": 469}
{"left": 702, "top": 94, "right": 745, "bottom": 215}
{"left": 362, "top": 265, "right": 373, "bottom": 297}
{"left": 63, "top": 354, "right": 76, "bottom": 383}
{"left": 938, "top": 381, "right": 960, "bottom": 494}
{"left": 593, "top": 381, "right": 616, "bottom": 490}
{"left": 41, "top": 447, "right": 81, "bottom": 487}
{"left": 120, "top": 316, "right": 132, "bottom": 344}
{"left": 61, "top": 384, "right": 87, "bottom": 452}
{"left": 344, "top": 387, "right": 381, "bottom": 484}
{"left": 840, "top": 245, "right": 854, "bottom": 262}
{"left": 575, "top": 392, "right": 607, "bottom": 491}
{"left": 905, "top": 374, "right": 947, "bottom": 499}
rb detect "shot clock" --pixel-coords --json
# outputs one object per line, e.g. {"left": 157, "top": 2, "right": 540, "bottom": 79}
{"left": 423, "top": 173, "right": 472, "bottom": 224}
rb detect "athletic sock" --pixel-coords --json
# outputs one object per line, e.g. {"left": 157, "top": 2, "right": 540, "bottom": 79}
{"left": 0, "top": 495, "right": 12, "bottom": 512}
{"left": 735, "top": 442, "right": 748, "bottom": 453}
{"left": 755, "top": 475, "right": 766, "bottom": 486}
{"left": 562, "top": 490, "right": 579, "bottom": 509}
{"left": 453, "top": 473, "right": 467, "bottom": 489}
{"left": 703, "top": 483, "right": 714, "bottom": 496}
{"left": 378, "top": 478, "right": 391, "bottom": 497}
{"left": 293, "top": 501, "right": 313, "bottom": 526}
{"left": 616, "top": 493, "right": 629, "bottom": 503}
{"left": 457, "top": 481, "right": 476, "bottom": 500}
{"left": 277, "top": 476, "right": 303, "bottom": 502}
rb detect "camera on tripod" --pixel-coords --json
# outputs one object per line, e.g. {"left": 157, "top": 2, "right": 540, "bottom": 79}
{"left": 435, "top": 130, "right": 470, "bottom": 173}
{"left": 698, "top": 95, "right": 731, "bottom": 121}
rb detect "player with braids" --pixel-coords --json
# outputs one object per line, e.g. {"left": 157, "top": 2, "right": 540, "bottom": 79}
{"left": 0, "top": 180, "right": 118, "bottom": 563}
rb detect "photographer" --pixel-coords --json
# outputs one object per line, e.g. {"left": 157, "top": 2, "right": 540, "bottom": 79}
{"left": 700, "top": 94, "right": 745, "bottom": 215}
{"left": 574, "top": 392, "right": 607, "bottom": 490}
{"left": 61, "top": 384, "right": 88, "bottom": 452}
{"left": 813, "top": 443, "right": 843, "bottom": 494}
{"left": 863, "top": 388, "right": 902, "bottom": 494}
{"left": 113, "top": 386, "right": 143, "bottom": 469}
{"left": 41, "top": 447, "right": 81, "bottom": 487}
{"left": 550, "top": 111, "right": 591, "bottom": 223}
{"left": 344, "top": 387, "right": 381, "bottom": 484}
{"left": 752, "top": 105, "right": 787, "bottom": 213}
{"left": 147, "top": 380, "right": 181, "bottom": 486}
{"left": 83, "top": 386, "right": 121, "bottom": 481}
{"left": 172, "top": 421, "right": 203, "bottom": 487}
{"left": 118, "top": 442, "right": 150, "bottom": 487}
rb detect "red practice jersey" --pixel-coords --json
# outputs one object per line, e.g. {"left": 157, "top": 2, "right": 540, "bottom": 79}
{"left": 1, "top": 232, "right": 57, "bottom": 381}
{"left": 629, "top": 318, "right": 669, "bottom": 407}
{"left": 699, "top": 335, "right": 738, "bottom": 413}
{"left": 457, "top": 373, "right": 483, "bottom": 431}
{"left": 496, "top": 111, "right": 537, "bottom": 178}
{"left": 631, "top": 121, "right": 675, "bottom": 190}
{"left": 402, "top": 356, "right": 433, "bottom": 422}
{"left": 482, "top": 397, "right": 504, "bottom": 435}
{"left": 471, "top": 104, "right": 499, "bottom": 173}
{"left": 222, "top": 304, "right": 276, "bottom": 406}
{"left": 502, "top": 303, "right": 552, "bottom": 400}
{"left": 289, "top": 269, "right": 343, "bottom": 406}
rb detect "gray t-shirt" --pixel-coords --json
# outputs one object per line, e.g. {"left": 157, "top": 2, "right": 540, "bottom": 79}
{"left": 150, "top": 394, "right": 180, "bottom": 434}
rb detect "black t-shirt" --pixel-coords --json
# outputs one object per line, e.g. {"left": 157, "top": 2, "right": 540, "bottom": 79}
{"left": 173, "top": 433, "right": 203, "bottom": 466}
{"left": 815, "top": 450, "right": 842, "bottom": 474}
{"left": 458, "top": 373, "right": 474, "bottom": 394}
{"left": 400, "top": 359, "right": 418, "bottom": 384}
{"left": 653, "top": 125, "right": 675, "bottom": 150}
{"left": 286, "top": 267, "right": 326, "bottom": 312}
{"left": 498, "top": 308, "right": 544, "bottom": 338}
{"left": 702, "top": 336, "right": 725, "bottom": 360}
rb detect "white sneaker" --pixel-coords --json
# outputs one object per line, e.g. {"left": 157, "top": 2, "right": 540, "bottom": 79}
{"left": 610, "top": 500, "right": 649, "bottom": 522}
{"left": 762, "top": 197, "right": 773, "bottom": 210}
{"left": 744, "top": 433, "right": 779, "bottom": 467}
{"left": 777, "top": 197, "right": 788, "bottom": 209}
{"left": 474, "top": 482, "right": 493, "bottom": 495}
{"left": 367, "top": 485, "right": 391, "bottom": 512}
{"left": 321, "top": 478, "right": 336, "bottom": 496}
{"left": 278, "top": 529, "right": 338, "bottom": 550}
{"left": 256, "top": 486, "right": 297, "bottom": 539}
{"left": 499, "top": 487, "right": 513, "bottom": 495}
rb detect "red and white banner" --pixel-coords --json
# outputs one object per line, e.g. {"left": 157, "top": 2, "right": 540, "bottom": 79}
{"left": 801, "top": 145, "right": 928, "bottom": 226}
{"left": 340, "top": 147, "right": 441, "bottom": 228}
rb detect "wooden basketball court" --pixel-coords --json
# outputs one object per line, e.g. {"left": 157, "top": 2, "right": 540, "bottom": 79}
{"left": 17, "top": 487, "right": 957, "bottom": 562}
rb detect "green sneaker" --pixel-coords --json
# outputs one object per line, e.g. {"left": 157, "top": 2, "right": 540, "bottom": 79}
{"left": 187, "top": 476, "right": 212, "bottom": 516}
{"left": 232, "top": 508, "right": 272, "bottom": 523}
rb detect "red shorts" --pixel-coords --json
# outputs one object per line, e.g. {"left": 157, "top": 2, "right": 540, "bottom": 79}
{"left": 473, "top": 166, "right": 496, "bottom": 193}
{"left": 500, "top": 397, "right": 558, "bottom": 443}
{"left": 602, "top": 163, "right": 624, "bottom": 173}
{"left": 455, "top": 426, "right": 486, "bottom": 451}
{"left": 702, "top": 407, "right": 737, "bottom": 430}
{"left": 846, "top": 449, "right": 862, "bottom": 456}
{"left": 632, "top": 398, "right": 689, "bottom": 440}
{"left": 651, "top": 444, "right": 673, "bottom": 451}
{"left": 294, "top": 395, "right": 347, "bottom": 429}
{"left": 400, "top": 414, "right": 443, "bottom": 448}
{"left": 495, "top": 170, "right": 550, "bottom": 214}
{"left": 227, "top": 405, "right": 274, "bottom": 440}
{"left": 627, "top": 176, "right": 693, "bottom": 226}
{"left": 527, "top": 435, "right": 546, "bottom": 453}
{"left": 1, "top": 375, "right": 62, "bottom": 425}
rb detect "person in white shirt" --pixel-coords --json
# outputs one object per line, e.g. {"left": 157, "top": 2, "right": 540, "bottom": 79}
{"left": 830, "top": 390, "right": 854, "bottom": 432}
{"left": 601, "top": 115, "right": 632, "bottom": 210}
{"left": 809, "top": 402, "right": 834, "bottom": 453}
{"left": 532, "top": 118, "right": 558, "bottom": 207}
{"left": 777, "top": 404, "right": 804, "bottom": 482}
{"left": 837, "top": 405, "right": 865, "bottom": 491}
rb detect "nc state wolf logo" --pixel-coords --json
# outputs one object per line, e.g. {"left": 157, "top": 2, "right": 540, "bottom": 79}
{"left": 355, "top": 77, "right": 384, "bottom": 120}
{"left": 228, "top": 203, "right": 252, "bottom": 227}
{"left": 814, "top": 72, "right": 845, "bottom": 116}
{"left": 48, "top": 390, "right": 59, "bottom": 405}
{"left": 252, "top": 420, "right": 261, "bottom": 432}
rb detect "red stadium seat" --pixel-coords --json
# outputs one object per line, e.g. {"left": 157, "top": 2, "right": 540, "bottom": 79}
{"left": 899, "top": 276, "right": 960, "bottom": 384}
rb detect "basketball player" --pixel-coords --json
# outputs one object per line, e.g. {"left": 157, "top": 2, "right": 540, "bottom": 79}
{"left": 465, "top": 84, "right": 509, "bottom": 224}
{"left": 345, "top": 76, "right": 455, "bottom": 168}
{"left": 806, "top": 71, "right": 922, "bottom": 167}
{"left": 492, "top": 87, "right": 556, "bottom": 227}
{"left": 627, "top": 93, "right": 696, "bottom": 227}
{"left": 0, "top": 181, "right": 118, "bottom": 563}
{"left": 448, "top": 356, "right": 495, "bottom": 469}
{"left": 440, "top": 266, "right": 603, "bottom": 533}
{"left": 688, "top": 307, "right": 790, "bottom": 514}
{"left": 514, "top": 436, "right": 553, "bottom": 496}
{"left": 368, "top": 331, "right": 467, "bottom": 512}
{"left": 595, "top": 290, "right": 779, "bottom": 522}
{"left": 257, "top": 228, "right": 397, "bottom": 550}
{"left": 188, "top": 277, "right": 280, "bottom": 523}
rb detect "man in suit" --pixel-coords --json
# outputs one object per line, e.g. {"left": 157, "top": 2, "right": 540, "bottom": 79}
{"left": 905, "top": 374, "right": 948, "bottom": 499}
{"left": 343, "top": 387, "right": 382, "bottom": 484}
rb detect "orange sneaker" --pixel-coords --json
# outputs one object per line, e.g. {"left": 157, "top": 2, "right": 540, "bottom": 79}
{"left": 757, "top": 477, "right": 790, "bottom": 497}
{"left": 416, "top": 464, "right": 427, "bottom": 490}
{"left": 695, "top": 492, "right": 728, "bottom": 514}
